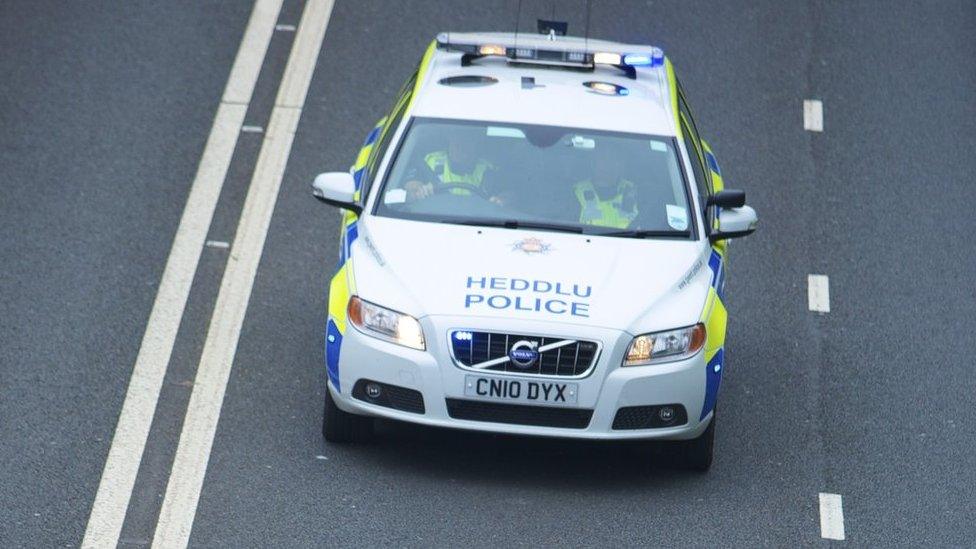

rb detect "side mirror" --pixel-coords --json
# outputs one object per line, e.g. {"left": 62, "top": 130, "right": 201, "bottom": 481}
{"left": 709, "top": 205, "right": 758, "bottom": 242}
{"left": 311, "top": 172, "right": 362, "bottom": 215}
{"left": 707, "top": 189, "right": 746, "bottom": 209}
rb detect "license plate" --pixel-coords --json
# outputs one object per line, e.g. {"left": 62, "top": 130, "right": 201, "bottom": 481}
{"left": 463, "top": 375, "right": 578, "bottom": 406}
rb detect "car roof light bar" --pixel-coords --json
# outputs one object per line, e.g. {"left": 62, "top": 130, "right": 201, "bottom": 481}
{"left": 437, "top": 32, "right": 664, "bottom": 76}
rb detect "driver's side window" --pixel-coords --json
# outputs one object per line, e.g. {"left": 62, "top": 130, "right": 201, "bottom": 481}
{"left": 680, "top": 118, "right": 709, "bottom": 212}
{"left": 676, "top": 86, "right": 711, "bottom": 213}
{"left": 361, "top": 71, "right": 415, "bottom": 201}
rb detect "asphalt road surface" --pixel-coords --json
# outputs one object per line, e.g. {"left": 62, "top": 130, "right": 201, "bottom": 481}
{"left": 2, "top": 0, "right": 974, "bottom": 547}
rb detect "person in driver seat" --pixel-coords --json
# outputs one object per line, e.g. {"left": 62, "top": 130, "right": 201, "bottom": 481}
{"left": 403, "top": 139, "right": 496, "bottom": 201}
{"left": 573, "top": 151, "right": 638, "bottom": 229}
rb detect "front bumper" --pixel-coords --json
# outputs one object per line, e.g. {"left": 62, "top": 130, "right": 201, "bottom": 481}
{"left": 329, "top": 314, "right": 713, "bottom": 441}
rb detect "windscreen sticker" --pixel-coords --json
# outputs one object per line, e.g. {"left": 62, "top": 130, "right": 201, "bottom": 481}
{"left": 486, "top": 126, "right": 526, "bottom": 138}
{"left": 666, "top": 204, "right": 689, "bottom": 230}
{"left": 464, "top": 276, "right": 591, "bottom": 318}
{"left": 570, "top": 135, "right": 596, "bottom": 149}
{"left": 649, "top": 140, "right": 668, "bottom": 152}
{"left": 384, "top": 188, "right": 407, "bottom": 204}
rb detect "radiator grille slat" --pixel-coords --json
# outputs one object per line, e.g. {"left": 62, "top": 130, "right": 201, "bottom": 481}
{"left": 450, "top": 330, "right": 599, "bottom": 377}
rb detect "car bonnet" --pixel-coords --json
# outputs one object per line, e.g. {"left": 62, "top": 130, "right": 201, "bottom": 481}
{"left": 347, "top": 216, "right": 713, "bottom": 333}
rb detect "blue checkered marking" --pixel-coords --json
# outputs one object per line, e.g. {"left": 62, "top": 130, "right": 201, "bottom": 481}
{"left": 364, "top": 125, "right": 381, "bottom": 146}
{"left": 326, "top": 319, "right": 342, "bottom": 390}
{"left": 707, "top": 249, "right": 725, "bottom": 300}
{"left": 700, "top": 348, "right": 723, "bottom": 420}
{"left": 705, "top": 151, "right": 721, "bottom": 175}
{"left": 352, "top": 167, "right": 366, "bottom": 191}
{"left": 338, "top": 222, "right": 359, "bottom": 268}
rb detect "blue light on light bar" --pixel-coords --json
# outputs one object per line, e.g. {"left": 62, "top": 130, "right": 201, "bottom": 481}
{"left": 652, "top": 48, "right": 665, "bottom": 67}
{"left": 623, "top": 53, "right": 653, "bottom": 66}
{"left": 623, "top": 48, "right": 665, "bottom": 68}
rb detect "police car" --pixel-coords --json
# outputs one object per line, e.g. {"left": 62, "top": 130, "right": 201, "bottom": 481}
{"left": 311, "top": 30, "right": 757, "bottom": 470}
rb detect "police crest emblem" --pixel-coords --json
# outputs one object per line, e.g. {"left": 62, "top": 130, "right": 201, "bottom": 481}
{"left": 511, "top": 237, "right": 552, "bottom": 255}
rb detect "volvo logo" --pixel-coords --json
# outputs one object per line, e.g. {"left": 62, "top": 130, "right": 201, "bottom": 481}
{"left": 508, "top": 340, "right": 540, "bottom": 368}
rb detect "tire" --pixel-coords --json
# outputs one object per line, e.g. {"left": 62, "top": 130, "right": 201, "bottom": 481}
{"left": 680, "top": 414, "right": 715, "bottom": 472}
{"left": 322, "top": 386, "right": 374, "bottom": 443}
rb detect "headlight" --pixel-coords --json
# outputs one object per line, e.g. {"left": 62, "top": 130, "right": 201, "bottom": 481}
{"left": 347, "top": 296, "right": 425, "bottom": 350}
{"left": 623, "top": 324, "right": 706, "bottom": 366}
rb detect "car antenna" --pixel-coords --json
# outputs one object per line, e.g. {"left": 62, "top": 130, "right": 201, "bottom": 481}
{"left": 584, "top": 0, "right": 592, "bottom": 52}
{"left": 513, "top": 0, "right": 523, "bottom": 52}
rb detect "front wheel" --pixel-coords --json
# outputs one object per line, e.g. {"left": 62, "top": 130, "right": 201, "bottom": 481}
{"left": 680, "top": 414, "right": 715, "bottom": 472}
{"left": 322, "top": 386, "right": 374, "bottom": 443}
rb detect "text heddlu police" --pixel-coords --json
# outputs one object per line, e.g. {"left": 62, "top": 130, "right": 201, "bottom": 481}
{"left": 464, "top": 276, "right": 592, "bottom": 317}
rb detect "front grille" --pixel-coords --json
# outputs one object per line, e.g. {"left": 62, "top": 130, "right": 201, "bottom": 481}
{"left": 446, "top": 398, "right": 593, "bottom": 429}
{"left": 352, "top": 379, "right": 425, "bottom": 414}
{"left": 612, "top": 404, "right": 688, "bottom": 430}
{"left": 450, "top": 330, "right": 599, "bottom": 377}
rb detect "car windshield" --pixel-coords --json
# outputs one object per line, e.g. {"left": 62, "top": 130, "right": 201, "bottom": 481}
{"left": 373, "top": 117, "right": 695, "bottom": 238}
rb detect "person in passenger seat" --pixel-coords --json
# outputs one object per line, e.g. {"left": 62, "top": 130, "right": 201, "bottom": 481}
{"left": 573, "top": 152, "right": 638, "bottom": 229}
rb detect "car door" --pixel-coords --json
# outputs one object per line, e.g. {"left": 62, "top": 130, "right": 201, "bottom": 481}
{"left": 676, "top": 82, "right": 730, "bottom": 254}
{"left": 337, "top": 69, "right": 416, "bottom": 266}
{"left": 676, "top": 84, "right": 712, "bottom": 217}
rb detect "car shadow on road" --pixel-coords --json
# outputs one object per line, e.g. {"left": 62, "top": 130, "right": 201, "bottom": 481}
{"left": 334, "top": 418, "right": 704, "bottom": 490}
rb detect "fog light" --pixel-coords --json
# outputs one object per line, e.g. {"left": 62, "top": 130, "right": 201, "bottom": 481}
{"left": 365, "top": 383, "right": 382, "bottom": 399}
{"left": 658, "top": 406, "right": 675, "bottom": 423}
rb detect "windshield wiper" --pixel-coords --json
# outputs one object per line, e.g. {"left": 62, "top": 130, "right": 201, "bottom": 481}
{"left": 443, "top": 218, "right": 584, "bottom": 234}
{"left": 590, "top": 229, "right": 691, "bottom": 239}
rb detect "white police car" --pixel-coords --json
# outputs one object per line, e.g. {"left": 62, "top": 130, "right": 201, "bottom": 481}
{"left": 311, "top": 31, "right": 757, "bottom": 470}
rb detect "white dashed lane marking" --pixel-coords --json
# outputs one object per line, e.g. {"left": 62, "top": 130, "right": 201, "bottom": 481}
{"left": 808, "top": 274, "right": 830, "bottom": 313}
{"left": 804, "top": 99, "right": 824, "bottom": 132}
{"left": 819, "top": 493, "right": 846, "bottom": 540}
{"left": 240, "top": 125, "right": 264, "bottom": 133}
{"left": 204, "top": 240, "right": 230, "bottom": 249}
{"left": 81, "top": 1, "right": 283, "bottom": 547}
{"left": 151, "top": 1, "right": 336, "bottom": 547}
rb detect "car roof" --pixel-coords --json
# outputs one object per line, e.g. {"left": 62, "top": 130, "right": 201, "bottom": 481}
{"left": 409, "top": 32, "right": 678, "bottom": 137}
